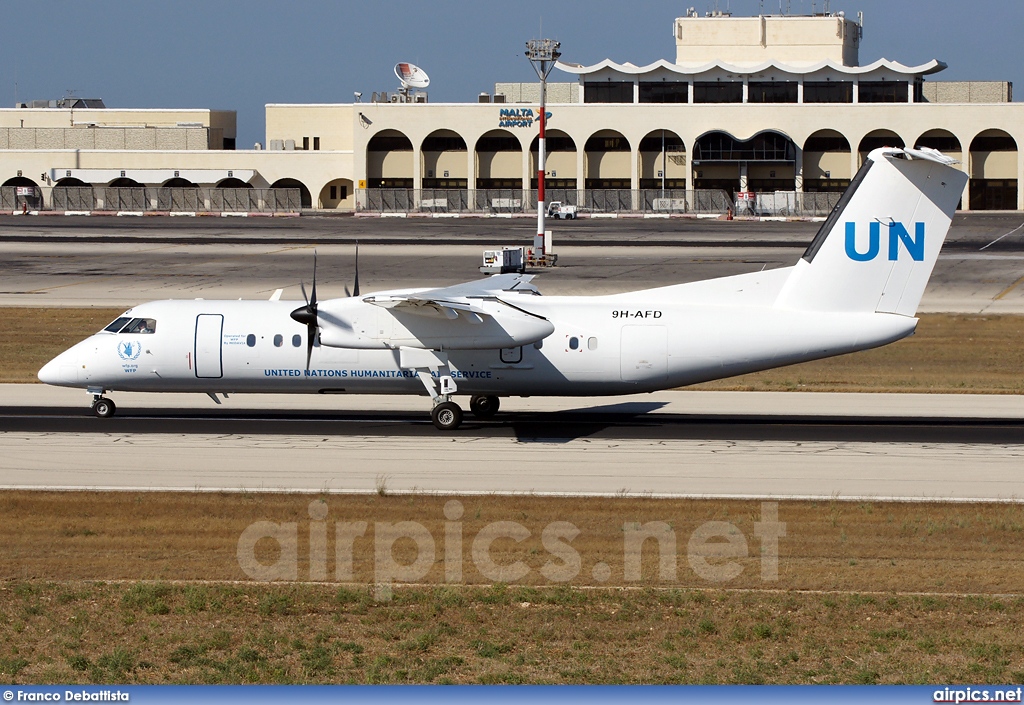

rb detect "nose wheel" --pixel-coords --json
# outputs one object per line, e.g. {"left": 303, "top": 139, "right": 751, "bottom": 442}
{"left": 431, "top": 401, "right": 463, "bottom": 431}
{"left": 92, "top": 396, "right": 116, "bottom": 418}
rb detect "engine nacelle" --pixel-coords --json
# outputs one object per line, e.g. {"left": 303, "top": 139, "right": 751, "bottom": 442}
{"left": 316, "top": 296, "right": 554, "bottom": 350}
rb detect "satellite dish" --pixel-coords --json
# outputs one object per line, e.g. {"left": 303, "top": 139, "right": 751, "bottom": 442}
{"left": 395, "top": 62, "right": 430, "bottom": 89}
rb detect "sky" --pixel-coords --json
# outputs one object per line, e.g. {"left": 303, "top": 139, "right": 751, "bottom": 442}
{"left": 1, "top": 0, "right": 1020, "bottom": 149}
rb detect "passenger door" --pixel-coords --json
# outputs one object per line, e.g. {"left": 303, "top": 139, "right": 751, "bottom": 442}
{"left": 194, "top": 314, "right": 224, "bottom": 379}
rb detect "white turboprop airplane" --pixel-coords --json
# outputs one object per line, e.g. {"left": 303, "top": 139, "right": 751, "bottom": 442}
{"left": 39, "top": 148, "right": 967, "bottom": 430}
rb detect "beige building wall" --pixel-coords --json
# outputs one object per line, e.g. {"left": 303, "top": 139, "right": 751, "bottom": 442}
{"left": 423, "top": 151, "right": 468, "bottom": 178}
{"left": 476, "top": 151, "right": 522, "bottom": 180}
{"left": 923, "top": 82, "right": 1012, "bottom": 104}
{"left": 0, "top": 108, "right": 230, "bottom": 130}
{"left": 541, "top": 151, "right": 578, "bottom": 179}
{"left": 586, "top": 151, "right": 630, "bottom": 179}
{"left": 265, "top": 104, "right": 354, "bottom": 151}
{"left": 640, "top": 151, "right": 687, "bottom": 180}
{"left": 367, "top": 150, "right": 412, "bottom": 179}
{"left": 674, "top": 14, "right": 860, "bottom": 66}
{"left": 804, "top": 152, "right": 853, "bottom": 180}
{"left": 972, "top": 151, "right": 1017, "bottom": 179}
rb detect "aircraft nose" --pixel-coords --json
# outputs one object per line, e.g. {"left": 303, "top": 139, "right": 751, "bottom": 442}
{"left": 38, "top": 351, "right": 77, "bottom": 385}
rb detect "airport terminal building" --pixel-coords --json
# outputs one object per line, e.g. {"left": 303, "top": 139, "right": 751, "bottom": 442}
{"left": 1, "top": 10, "right": 1021, "bottom": 214}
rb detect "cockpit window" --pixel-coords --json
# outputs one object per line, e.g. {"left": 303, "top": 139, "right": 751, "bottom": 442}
{"left": 122, "top": 318, "right": 157, "bottom": 334}
{"left": 103, "top": 316, "right": 132, "bottom": 333}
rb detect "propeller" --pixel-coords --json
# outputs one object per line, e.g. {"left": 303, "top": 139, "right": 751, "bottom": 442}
{"left": 290, "top": 251, "right": 319, "bottom": 369}
{"left": 344, "top": 243, "right": 360, "bottom": 298}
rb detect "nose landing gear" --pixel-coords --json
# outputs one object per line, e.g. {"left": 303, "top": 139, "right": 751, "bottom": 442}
{"left": 92, "top": 395, "right": 116, "bottom": 418}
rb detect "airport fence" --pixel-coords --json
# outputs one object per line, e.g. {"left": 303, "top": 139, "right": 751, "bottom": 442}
{"left": 356, "top": 188, "right": 839, "bottom": 216}
{"left": 47, "top": 187, "right": 302, "bottom": 213}
{"left": 2, "top": 185, "right": 44, "bottom": 211}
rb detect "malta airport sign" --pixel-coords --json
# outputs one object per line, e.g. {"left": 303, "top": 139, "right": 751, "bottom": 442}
{"left": 498, "top": 108, "right": 552, "bottom": 128}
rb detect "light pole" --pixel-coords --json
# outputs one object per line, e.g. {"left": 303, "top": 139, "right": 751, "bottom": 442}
{"left": 526, "top": 38, "right": 561, "bottom": 261}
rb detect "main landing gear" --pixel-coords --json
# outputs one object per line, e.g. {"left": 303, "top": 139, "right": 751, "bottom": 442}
{"left": 469, "top": 394, "right": 500, "bottom": 419}
{"left": 91, "top": 395, "right": 116, "bottom": 418}
{"left": 431, "top": 401, "right": 463, "bottom": 431}
{"left": 429, "top": 396, "right": 501, "bottom": 430}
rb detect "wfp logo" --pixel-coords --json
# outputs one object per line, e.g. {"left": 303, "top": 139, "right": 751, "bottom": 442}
{"left": 844, "top": 222, "right": 925, "bottom": 262}
{"left": 117, "top": 340, "right": 142, "bottom": 361}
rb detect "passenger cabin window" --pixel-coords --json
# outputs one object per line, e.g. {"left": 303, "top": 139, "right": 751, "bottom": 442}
{"left": 121, "top": 318, "right": 156, "bottom": 334}
{"left": 588, "top": 337, "right": 598, "bottom": 351}
{"left": 568, "top": 336, "right": 580, "bottom": 351}
{"left": 273, "top": 334, "right": 283, "bottom": 347}
{"left": 292, "top": 334, "right": 302, "bottom": 347}
{"left": 246, "top": 334, "right": 256, "bottom": 347}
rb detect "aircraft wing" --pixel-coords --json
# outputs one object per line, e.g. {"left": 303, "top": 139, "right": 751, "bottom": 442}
{"left": 362, "top": 274, "right": 542, "bottom": 321}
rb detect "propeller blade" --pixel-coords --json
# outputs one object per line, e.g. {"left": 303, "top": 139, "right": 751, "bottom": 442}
{"left": 305, "top": 325, "right": 315, "bottom": 370}
{"left": 353, "top": 244, "right": 360, "bottom": 297}
{"left": 310, "top": 251, "right": 318, "bottom": 307}
{"left": 344, "top": 285, "right": 351, "bottom": 298}
{"left": 290, "top": 252, "right": 320, "bottom": 371}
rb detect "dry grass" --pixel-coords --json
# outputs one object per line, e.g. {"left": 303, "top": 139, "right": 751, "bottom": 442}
{"left": 3, "top": 493, "right": 1023, "bottom": 594}
{"left": 2, "top": 581, "right": 1022, "bottom": 685}
{"left": 693, "top": 313, "right": 1024, "bottom": 394}
{"left": 0, "top": 308, "right": 121, "bottom": 383}
{"left": 1, "top": 493, "right": 1023, "bottom": 684}
{"left": 4, "top": 308, "right": 1024, "bottom": 392}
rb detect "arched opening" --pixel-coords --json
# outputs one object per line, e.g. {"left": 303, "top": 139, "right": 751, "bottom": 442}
{"left": 215, "top": 177, "right": 253, "bottom": 189}
{"left": 50, "top": 177, "right": 93, "bottom": 211}
{"left": 366, "top": 129, "right": 413, "bottom": 189}
{"left": 803, "top": 129, "right": 852, "bottom": 192}
{"left": 108, "top": 177, "right": 143, "bottom": 188}
{"left": 55, "top": 177, "right": 88, "bottom": 187}
{"left": 969, "top": 129, "right": 1017, "bottom": 210}
{"left": 584, "top": 130, "right": 630, "bottom": 189}
{"left": 858, "top": 130, "right": 905, "bottom": 165}
{"left": 1, "top": 176, "right": 42, "bottom": 210}
{"left": 915, "top": 129, "right": 962, "bottom": 155}
{"left": 318, "top": 178, "right": 355, "bottom": 210}
{"left": 102, "top": 177, "right": 146, "bottom": 211}
{"left": 638, "top": 130, "right": 686, "bottom": 190}
{"left": 269, "top": 178, "right": 312, "bottom": 209}
{"left": 421, "top": 130, "right": 468, "bottom": 189}
{"left": 162, "top": 177, "right": 197, "bottom": 188}
{"left": 692, "top": 130, "right": 796, "bottom": 197}
{"left": 475, "top": 129, "right": 522, "bottom": 189}
{"left": 529, "top": 130, "right": 578, "bottom": 189}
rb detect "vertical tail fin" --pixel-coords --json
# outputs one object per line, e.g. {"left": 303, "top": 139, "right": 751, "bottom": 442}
{"left": 776, "top": 148, "right": 968, "bottom": 316}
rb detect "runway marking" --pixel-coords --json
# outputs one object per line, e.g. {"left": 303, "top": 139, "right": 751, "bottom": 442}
{"left": 994, "top": 273, "right": 1024, "bottom": 300}
{"left": 979, "top": 218, "right": 1024, "bottom": 250}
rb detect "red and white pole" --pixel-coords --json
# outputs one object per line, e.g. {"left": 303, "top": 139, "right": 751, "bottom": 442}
{"left": 526, "top": 38, "right": 560, "bottom": 262}
{"left": 535, "top": 80, "right": 547, "bottom": 259}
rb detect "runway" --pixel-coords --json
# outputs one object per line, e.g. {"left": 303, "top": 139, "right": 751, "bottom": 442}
{"left": 2, "top": 213, "right": 1024, "bottom": 311}
{"left": 1, "top": 385, "right": 1021, "bottom": 501}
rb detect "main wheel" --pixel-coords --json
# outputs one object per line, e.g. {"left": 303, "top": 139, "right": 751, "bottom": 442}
{"left": 92, "top": 398, "right": 116, "bottom": 418}
{"left": 431, "top": 401, "right": 463, "bottom": 431}
{"left": 470, "top": 395, "right": 500, "bottom": 419}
